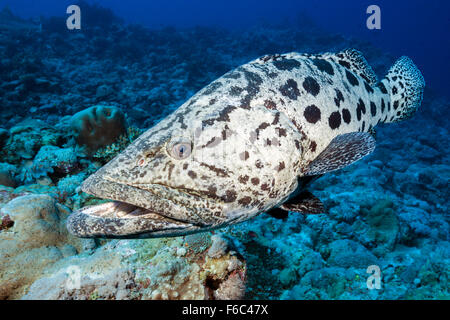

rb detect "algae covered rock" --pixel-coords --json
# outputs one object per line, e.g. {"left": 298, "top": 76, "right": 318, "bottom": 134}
{"left": 0, "top": 119, "right": 63, "bottom": 163}
{"left": 17, "top": 146, "right": 79, "bottom": 184}
{"left": 22, "top": 268, "right": 137, "bottom": 300}
{"left": 327, "top": 239, "right": 378, "bottom": 269}
{"left": 71, "top": 105, "right": 127, "bottom": 153}
{"left": 0, "top": 194, "right": 86, "bottom": 299}
{"left": 363, "top": 199, "right": 400, "bottom": 256}
{"left": 20, "top": 233, "right": 247, "bottom": 300}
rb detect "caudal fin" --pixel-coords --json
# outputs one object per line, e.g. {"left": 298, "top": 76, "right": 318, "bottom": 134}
{"left": 382, "top": 56, "right": 425, "bottom": 123}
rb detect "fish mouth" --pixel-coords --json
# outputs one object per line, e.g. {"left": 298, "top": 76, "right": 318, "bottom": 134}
{"left": 66, "top": 169, "right": 213, "bottom": 239}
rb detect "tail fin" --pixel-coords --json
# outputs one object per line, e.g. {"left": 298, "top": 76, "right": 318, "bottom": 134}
{"left": 382, "top": 56, "right": 425, "bottom": 123}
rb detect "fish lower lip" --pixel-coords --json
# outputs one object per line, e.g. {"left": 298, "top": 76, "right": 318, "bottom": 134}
{"left": 78, "top": 201, "right": 169, "bottom": 219}
{"left": 67, "top": 201, "right": 200, "bottom": 239}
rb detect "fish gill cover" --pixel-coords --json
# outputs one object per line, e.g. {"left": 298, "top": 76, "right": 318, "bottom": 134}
{"left": 0, "top": 0, "right": 448, "bottom": 301}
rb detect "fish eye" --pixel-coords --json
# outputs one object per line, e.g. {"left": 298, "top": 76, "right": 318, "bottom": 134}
{"left": 169, "top": 140, "right": 192, "bottom": 160}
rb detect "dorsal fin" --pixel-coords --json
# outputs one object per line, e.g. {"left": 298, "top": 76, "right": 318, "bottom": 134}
{"left": 304, "top": 132, "right": 376, "bottom": 176}
{"left": 298, "top": 49, "right": 378, "bottom": 85}
{"left": 334, "top": 49, "right": 378, "bottom": 85}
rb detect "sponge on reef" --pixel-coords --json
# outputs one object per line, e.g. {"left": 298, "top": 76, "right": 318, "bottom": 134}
{"left": 71, "top": 106, "right": 127, "bottom": 153}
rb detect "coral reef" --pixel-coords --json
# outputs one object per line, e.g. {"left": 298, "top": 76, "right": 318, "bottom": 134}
{"left": 19, "top": 232, "right": 245, "bottom": 300}
{"left": 0, "top": 6, "right": 448, "bottom": 300}
{"left": 0, "top": 194, "right": 88, "bottom": 299}
{"left": 93, "top": 126, "right": 143, "bottom": 163}
{"left": 70, "top": 105, "right": 127, "bottom": 153}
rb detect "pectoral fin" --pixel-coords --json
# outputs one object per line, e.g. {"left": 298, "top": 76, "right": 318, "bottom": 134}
{"left": 304, "top": 132, "right": 375, "bottom": 176}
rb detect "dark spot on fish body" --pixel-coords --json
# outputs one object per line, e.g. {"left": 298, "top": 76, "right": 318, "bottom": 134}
{"left": 272, "top": 112, "right": 280, "bottom": 125}
{"left": 370, "top": 102, "right": 377, "bottom": 116}
{"left": 277, "top": 128, "right": 287, "bottom": 137}
{"left": 188, "top": 170, "right": 197, "bottom": 179}
{"left": 268, "top": 191, "right": 279, "bottom": 199}
{"left": 278, "top": 161, "right": 286, "bottom": 171}
{"left": 244, "top": 70, "right": 263, "bottom": 86}
{"left": 167, "top": 163, "right": 175, "bottom": 180}
{"left": 261, "top": 183, "right": 270, "bottom": 191}
{"left": 345, "top": 70, "right": 359, "bottom": 86}
{"left": 258, "top": 122, "right": 270, "bottom": 130}
{"left": 364, "top": 81, "right": 374, "bottom": 93}
{"left": 251, "top": 177, "right": 260, "bottom": 185}
{"left": 255, "top": 160, "right": 264, "bottom": 168}
{"left": 329, "top": 111, "right": 341, "bottom": 129}
{"left": 238, "top": 196, "right": 252, "bottom": 206}
{"left": 304, "top": 105, "right": 321, "bottom": 124}
{"left": 334, "top": 88, "right": 345, "bottom": 107}
{"left": 393, "top": 101, "right": 399, "bottom": 110}
{"left": 239, "top": 175, "right": 249, "bottom": 184}
{"left": 223, "top": 190, "right": 237, "bottom": 203}
{"left": 203, "top": 82, "right": 222, "bottom": 95}
{"left": 392, "top": 86, "right": 398, "bottom": 95}
{"left": 207, "top": 185, "right": 218, "bottom": 198}
{"left": 221, "top": 128, "right": 229, "bottom": 141}
{"left": 377, "top": 82, "right": 388, "bottom": 94}
{"left": 338, "top": 60, "right": 351, "bottom": 69}
{"left": 209, "top": 98, "right": 217, "bottom": 105}
{"left": 273, "top": 58, "right": 301, "bottom": 71}
{"left": 260, "top": 54, "right": 281, "bottom": 63}
{"left": 360, "top": 74, "right": 371, "bottom": 84}
{"left": 252, "top": 199, "right": 263, "bottom": 208}
{"left": 361, "top": 121, "right": 366, "bottom": 131}
{"left": 239, "top": 151, "right": 250, "bottom": 161}
{"left": 381, "top": 99, "right": 386, "bottom": 113}
{"left": 183, "top": 163, "right": 189, "bottom": 170}
{"left": 200, "top": 163, "right": 229, "bottom": 177}
{"left": 303, "top": 76, "right": 320, "bottom": 96}
{"left": 229, "top": 86, "right": 243, "bottom": 96}
{"left": 312, "top": 58, "right": 334, "bottom": 75}
{"left": 174, "top": 113, "right": 188, "bottom": 129}
{"left": 356, "top": 99, "right": 366, "bottom": 121}
{"left": 202, "top": 105, "right": 237, "bottom": 127}
{"left": 309, "top": 141, "right": 317, "bottom": 152}
{"left": 264, "top": 99, "right": 277, "bottom": 110}
{"left": 280, "top": 79, "right": 300, "bottom": 100}
{"left": 202, "top": 136, "right": 221, "bottom": 148}
{"left": 342, "top": 108, "right": 351, "bottom": 124}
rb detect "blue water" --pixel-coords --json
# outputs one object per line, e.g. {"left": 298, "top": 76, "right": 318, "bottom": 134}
{"left": 0, "top": 0, "right": 448, "bottom": 300}
{"left": 2, "top": 0, "right": 449, "bottom": 97}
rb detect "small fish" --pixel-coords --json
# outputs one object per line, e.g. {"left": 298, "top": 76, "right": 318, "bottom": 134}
{"left": 67, "top": 49, "right": 425, "bottom": 238}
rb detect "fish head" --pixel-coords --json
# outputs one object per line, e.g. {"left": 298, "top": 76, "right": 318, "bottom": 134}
{"left": 67, "top": 99, "right": 303, "bottom": 238}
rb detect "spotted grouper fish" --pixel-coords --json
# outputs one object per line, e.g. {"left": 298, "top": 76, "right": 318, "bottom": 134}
{"left": 67, "top": 49, "right": 425, "bottom": 238}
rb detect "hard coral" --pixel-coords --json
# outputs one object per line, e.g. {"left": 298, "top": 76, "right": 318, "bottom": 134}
{"left": 0, "top": 214, "right": 14, "bottom": 231}
{"left": 18, "top": 146, "right": 78, "bottom": 184}
{"left": 93, "top": 126, "right": 143, "bottom": 163}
